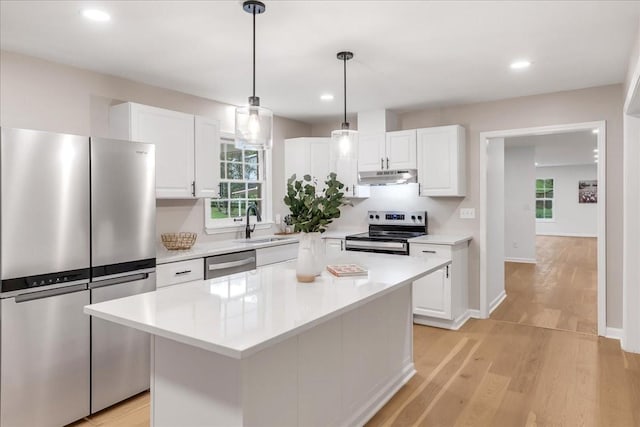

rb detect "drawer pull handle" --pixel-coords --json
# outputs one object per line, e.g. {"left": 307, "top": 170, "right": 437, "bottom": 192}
{"left": 422, "top": 250, "right": 437, "bottom": 254}
{"left": 175, "top": 270, "right": 192, "bottom": 275}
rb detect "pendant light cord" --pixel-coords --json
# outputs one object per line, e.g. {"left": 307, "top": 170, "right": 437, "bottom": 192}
{"left": 343, "top": 55, "right": 347, "bottom": 125}
{"left": 253, "top": 7, "right": 256, "bottom": 99}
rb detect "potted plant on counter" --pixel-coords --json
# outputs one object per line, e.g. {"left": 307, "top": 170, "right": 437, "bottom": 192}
{"left": 284, "top": 173, "right": 347, "bottom": 282}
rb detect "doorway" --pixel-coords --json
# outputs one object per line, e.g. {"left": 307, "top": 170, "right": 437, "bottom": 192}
{"left": 479, "top": 121, "right": 606, "bottom": 336}
{"left": 492, "top": 131, "right": 599, "bottom": 333}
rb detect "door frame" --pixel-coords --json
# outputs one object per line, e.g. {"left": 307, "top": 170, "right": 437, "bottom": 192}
{"left": 479, "top": 120, "right": 607, "bottom": 336}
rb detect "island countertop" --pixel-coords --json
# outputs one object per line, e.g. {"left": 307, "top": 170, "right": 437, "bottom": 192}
{"left": 85, "top": 253, "right": 450, "bottom": 359}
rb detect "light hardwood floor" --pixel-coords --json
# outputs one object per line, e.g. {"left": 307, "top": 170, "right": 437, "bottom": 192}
{"left": 492, "top": 236, "right": 598, "bottom": 334}
{"left": 69, "top": 319, "right": 640, "bottom": 427}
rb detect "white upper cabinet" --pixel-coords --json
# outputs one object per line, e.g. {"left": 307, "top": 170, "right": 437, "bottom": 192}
{"left": 194, "top": 116, "right": 221, "bottom": 198}
{"left": 357, "top": 131, "right": 416, "bottom": 171}
{"left": 385, "top": 130, "right": 417, "bottom": 170}
{"left": 417, "top": 125, "right": 466, "bottom": 197}
{"left": 110, "top": 102, "right": 220, "bottom": 199}
{"left": 357, "top": 133, "right": 386, "bottom": 172}
{"left": 284, "top": 138, "right": 329, "bottom": 189}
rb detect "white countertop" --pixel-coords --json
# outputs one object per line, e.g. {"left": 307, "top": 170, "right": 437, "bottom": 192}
{"left": 408, "top": 234, "right": 473, "bottom": 246}
{"left": 156, "top": 236, "right": 300, "bottom": 264}
{"left": 85, "top": 253, "right": 450, "bottom": 359}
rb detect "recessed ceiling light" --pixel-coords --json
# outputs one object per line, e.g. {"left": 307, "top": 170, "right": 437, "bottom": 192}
{"left": 593, "top": 149, "right": 599, "bottom": 153}
{"left": 320, "top": 94, "right": 334, "bottom": 101}
{"left": 82, "top": 9, "right": 111, "bottom": 22}
{"left": 592, "top": 129, "right": 599, "bottom": 134}
{"left": 510, "top": 60, "right": 531, "bottom": 70}
{"left": 594, "top": 154, "right": 599, "bottom": 159}
{"left": 535, "top": 162, "right": 539, "bottom": 166}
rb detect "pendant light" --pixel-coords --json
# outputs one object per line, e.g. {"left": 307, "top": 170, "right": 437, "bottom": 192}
{"left": 331, "top": 51, "right": 357, "bottom": 160}
{"left": 235, "top": 0, "right": 273, "bottom": 150}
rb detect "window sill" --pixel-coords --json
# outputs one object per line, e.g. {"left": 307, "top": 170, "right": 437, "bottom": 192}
{"left": 205, "top": 222, "right": 274, "bottom": 235}
{"left": 536, "top": 219, "right": 556, "bottom": 223}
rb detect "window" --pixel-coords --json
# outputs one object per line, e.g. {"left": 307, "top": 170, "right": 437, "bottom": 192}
{"left": 205, "top": 138, "right": 268, "bottom": 230}
{"left": 536, "top": 178, "right": 554, "bottom": 220}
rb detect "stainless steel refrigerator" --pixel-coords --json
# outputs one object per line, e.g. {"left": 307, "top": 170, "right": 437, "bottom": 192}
{"left": 1, "top": 128, "right": 92, "bottom": 427}
{"left": 0, "top": 128, "right": 156, "bottom": 426}
{"left": 89, "top": 137, "right": 156, "bottom": 413}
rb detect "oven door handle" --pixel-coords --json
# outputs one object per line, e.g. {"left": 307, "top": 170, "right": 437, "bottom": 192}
{"left": 345, "top": 240, "right": 408, "bottom": 251}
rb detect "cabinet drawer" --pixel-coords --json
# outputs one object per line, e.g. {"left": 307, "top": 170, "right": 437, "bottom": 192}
{"left": 409, "top": 243, "right": 452, "bottom": 258}
{"left": 157, "top": 258, "right": 204, "bottom": 288}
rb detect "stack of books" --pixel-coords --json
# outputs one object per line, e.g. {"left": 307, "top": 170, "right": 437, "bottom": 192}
{"left": 326, "top": 264, "right": 368, "bottom": 277}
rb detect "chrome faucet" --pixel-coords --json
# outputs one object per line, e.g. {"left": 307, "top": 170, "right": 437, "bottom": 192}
{"left": 245, "top": 203, "right": 262, "bottom": 239}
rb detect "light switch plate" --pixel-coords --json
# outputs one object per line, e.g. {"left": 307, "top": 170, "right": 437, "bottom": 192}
{"left": 460, "top": 208, "right": 476, "bottom": 219}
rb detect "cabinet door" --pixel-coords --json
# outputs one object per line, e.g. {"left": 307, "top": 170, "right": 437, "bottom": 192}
{"left": 417, "top": 125, "right": 466, "bottom": 197}
{"left": 194, "top": 116, "right": 221, "bottom": 198}
{"left": 310, "top": 139, "right": 330, "bottom": 186}
{"left": 324, "top": 238, "right": 344, "bottom": 260}
{"left": 284, "top": 138, "right": 311, "bottom": 185}
{"left": 357, "top": 132, "right": 386, "bottom": 172}
{"left": 386, "top": 130, "right": 417, "bottom": 170}
{"left": 130, "top": 104, "right": 195, "bottom": 198}
{"left": 412, "top": 265, "right": 452, "bottom": 319}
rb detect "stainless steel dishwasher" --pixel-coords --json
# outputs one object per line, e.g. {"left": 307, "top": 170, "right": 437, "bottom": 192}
{"left": 205, "top": 250, "right": 257, "bottom": 279}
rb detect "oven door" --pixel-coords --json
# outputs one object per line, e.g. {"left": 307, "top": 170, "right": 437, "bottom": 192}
{"left": 344, "top": 239, "right": 409, "bottom": 255}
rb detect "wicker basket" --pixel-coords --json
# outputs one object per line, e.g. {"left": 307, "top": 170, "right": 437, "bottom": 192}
{"left": 161, "top": 232, "right": 198, "bottom": 250}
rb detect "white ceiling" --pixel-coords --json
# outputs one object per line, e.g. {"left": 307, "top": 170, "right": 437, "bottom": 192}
{"left": 506, "top": 131, "right": 598, "bottom": 167}
{"left": 1, "top": 1, "right": 639, "bottom": 124}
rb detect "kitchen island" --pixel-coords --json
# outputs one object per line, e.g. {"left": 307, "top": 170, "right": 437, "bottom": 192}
{"left": 85, "top": 253, "right": 450, "bottom": 427}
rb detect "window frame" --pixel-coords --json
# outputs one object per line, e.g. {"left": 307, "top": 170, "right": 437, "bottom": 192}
{"left": 535, "top": 178, "right": 555, "bottom": 222}
{"left": 204, "top": 132, "right": 273, "bottom": 233}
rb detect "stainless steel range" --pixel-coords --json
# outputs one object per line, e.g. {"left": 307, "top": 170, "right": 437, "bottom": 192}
{"left": 345, "top": 210, "right": 427, "bottom": 255}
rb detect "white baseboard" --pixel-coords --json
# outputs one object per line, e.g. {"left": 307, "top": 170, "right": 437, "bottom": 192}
{"left": 413, "top": 310, "right": 473, "bottom": 330}
{"left": 468, "top": 309, "right": 482, "bottom": 319}
{"left": 504, "top": 257, "right": 537, "bottom": 264}
{"left": 605, "top": 327, "right": 623, "bottom": 341}
{"left": 489, "top": 290, "right": 507, "bottom": 314}
{"left": 536, "top": 232, "right": 597, "bottom": 238}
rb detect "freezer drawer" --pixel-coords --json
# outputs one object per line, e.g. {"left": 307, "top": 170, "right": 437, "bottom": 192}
{"left": 90, "top": 272, "right": 156, "bottom": 413}
{"left": 0, "top": 285, "right": 90, "bottom": 427}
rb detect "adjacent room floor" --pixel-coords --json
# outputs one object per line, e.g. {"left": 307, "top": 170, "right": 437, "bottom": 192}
{"left": 491, "top": 236, "right": 597, "bottom": 334}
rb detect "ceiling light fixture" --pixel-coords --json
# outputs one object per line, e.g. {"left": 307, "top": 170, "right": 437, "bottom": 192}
{"left": 535, "top": 162, "right": 539, "bottom": 166}
{"left": 592, "top": 129, "right": 599, "bottom": 134}
{"left": 320, "top": 94, "right": 334, "bottom": 101}
{"left": 235, "top": 0, "right": 272, "bottom": 150}
{"left": 331, "top": 51, "right": 357, "bottom": 160}
{"left": 82, "top": 9, "right": 111, "bottom": 22}
{"left": 510, "top": 60, "right": 531, "bottom": 70}
{"left": 593, "top": 149, "right": 599, "bottom": 153}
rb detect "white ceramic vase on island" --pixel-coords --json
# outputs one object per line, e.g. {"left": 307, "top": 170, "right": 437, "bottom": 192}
{"left": 296, "top": 232, "right": 325, "bottom": 283}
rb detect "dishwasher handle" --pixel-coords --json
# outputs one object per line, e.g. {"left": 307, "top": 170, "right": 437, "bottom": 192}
{"left": 15, "top": 284, "right": 87, "bottom": 303}
{"left": 208, "top": 258, "right": 256, "bottom": 271}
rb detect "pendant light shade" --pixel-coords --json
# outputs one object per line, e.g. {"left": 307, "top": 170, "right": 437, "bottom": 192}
{"left": 331, "top": 51, "right": 357, "bottom": 161}
{"left": 235, "top": 0, "right": 273, "bottom": 150}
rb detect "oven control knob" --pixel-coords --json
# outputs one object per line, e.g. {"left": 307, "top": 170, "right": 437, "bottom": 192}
{"left": 375, "top": 215, "right": 379, "bottom": 219}
{"left": 411, "top": 215, "right": 416, "bottom": 220}
{"left": 418, "top": 215, "right": 422, "bottom": 220}
{"left": 369, "top": 215, "right": 374, "bottom": 219}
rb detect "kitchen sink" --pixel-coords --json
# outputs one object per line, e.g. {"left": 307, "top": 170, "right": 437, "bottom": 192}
{"left": 234, "top": 237, "right": 295, "bottom": 244}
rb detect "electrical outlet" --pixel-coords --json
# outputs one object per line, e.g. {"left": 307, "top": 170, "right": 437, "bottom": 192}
{"left": 513, "top": 241, "right": 519, "bottom": 248}
{"left": 460, "top": 208, "right": 476, "bottom": 219}
{"left": 275, "top": 214, "right": 281, "bottom": 225}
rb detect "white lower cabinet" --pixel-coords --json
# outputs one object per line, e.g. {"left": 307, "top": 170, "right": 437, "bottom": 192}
{"left": 410, "top": 241, "right": 469, "bottom": 329}
{"left": 157, "top": 258, "right": 204, "bottom": 288}
{"left": 324, "top": 238, "right": 345, "bottom": 259}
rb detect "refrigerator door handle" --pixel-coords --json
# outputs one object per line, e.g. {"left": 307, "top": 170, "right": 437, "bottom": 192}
{"left": 89, "top": 273, "right": 150, "bottom": 289}
{"left": 15, "top": 284, "right": 88, "bottom": 303}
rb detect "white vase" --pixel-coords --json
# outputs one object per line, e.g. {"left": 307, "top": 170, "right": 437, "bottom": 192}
{"left": 296, "top": 232, "right": 324, "bottom": 282}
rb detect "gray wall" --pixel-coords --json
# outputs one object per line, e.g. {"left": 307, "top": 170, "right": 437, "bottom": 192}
{"left": 504, "top": 145, "right": 536, "bottom": 262}
{"left": 0, "top": 50, "right": 311, "bottom": 244}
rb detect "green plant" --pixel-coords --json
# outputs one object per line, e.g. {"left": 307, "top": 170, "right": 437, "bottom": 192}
{"left": 283, "top": 173, "right": 348, "bottom": 233}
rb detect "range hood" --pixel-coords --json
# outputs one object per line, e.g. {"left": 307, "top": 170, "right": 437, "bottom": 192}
{"left": 358, "top": 169, "right": 417, "bottom": 186}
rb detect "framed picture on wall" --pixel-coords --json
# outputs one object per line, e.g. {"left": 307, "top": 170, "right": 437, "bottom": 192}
{"left": 578, "top": 180, "right": 597, "bottom": 203}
